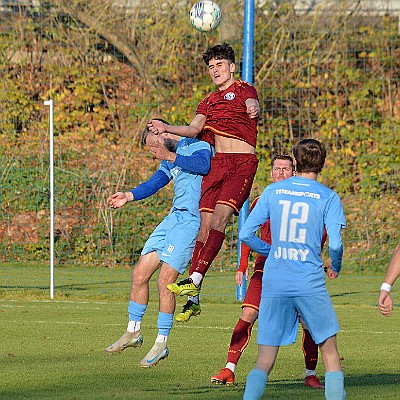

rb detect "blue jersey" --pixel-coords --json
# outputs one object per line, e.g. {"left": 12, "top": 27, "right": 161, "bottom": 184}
{"left": 239, "top": 176, "right": 346, "bottom": 297}
{"left": 159, "top": 137, "right": 211, "bottom": 217}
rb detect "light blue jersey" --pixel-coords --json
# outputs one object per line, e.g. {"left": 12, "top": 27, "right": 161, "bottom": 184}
{"left": 239, "top": 176, "right": 346, "bottom": 297}
{"left": 142, "top": 137, "right": 211, "bottom": 273}
{"left": 159, "top": 137, "right": 210, "bottom": 217}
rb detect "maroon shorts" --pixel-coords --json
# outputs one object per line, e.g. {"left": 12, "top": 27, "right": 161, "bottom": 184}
{"left": 199, "top": 153, "right": 258, "bottom": 215}
{"left": 241, "top": 261, "right": 264, "bottom": 311}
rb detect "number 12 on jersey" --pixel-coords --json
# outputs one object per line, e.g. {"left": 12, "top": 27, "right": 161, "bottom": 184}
{"left": 278, "top": 200, "right": 310, "bottom": 244}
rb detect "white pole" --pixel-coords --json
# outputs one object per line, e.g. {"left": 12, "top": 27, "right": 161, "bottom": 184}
{"left": 44, "top": 99, "right": 54, "bottom": 299}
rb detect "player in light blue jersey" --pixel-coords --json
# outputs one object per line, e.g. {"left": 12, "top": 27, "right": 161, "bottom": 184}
{"left": 105, "top": 120, "right": 212, "bottom": 368}
{"left": 241, "top": 139, "right": 346, "bottom": 400}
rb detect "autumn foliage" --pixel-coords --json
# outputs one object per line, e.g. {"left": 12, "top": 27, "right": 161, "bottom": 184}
{"left": 0, "top": 1, "right": 398, "bottom": 269}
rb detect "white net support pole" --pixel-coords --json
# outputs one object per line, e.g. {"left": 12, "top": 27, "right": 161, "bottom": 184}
{"left": 44, "top": 99, "right": 54, "bottom": 299}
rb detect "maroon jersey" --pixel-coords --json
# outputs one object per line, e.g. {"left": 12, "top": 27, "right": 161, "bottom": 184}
{"left": 197, "top": 129, "right": 215, "bottom": 146}
{"left": 196, "top": 80, "right": 259, "bottom": 147}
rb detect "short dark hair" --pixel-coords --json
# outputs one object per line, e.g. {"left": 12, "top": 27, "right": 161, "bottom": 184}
{"left": 141, "top": 118, "right": 170, "bottom": 147}
{"left": 202, "top": 42, "right": 235, "bottom": 65}
{"left": 293, "top": 139, "right": 326, "bottom": 174}
{"left": 271, "top": 154, "right": 294, "bottom": 169}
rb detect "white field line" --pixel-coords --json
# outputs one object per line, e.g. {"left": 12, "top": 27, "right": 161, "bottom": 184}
{"left": 1, "top": 300, "right": 383, "bottom": 309}
{"left": 1, "top": 301, "right": 398, "bottom": 334}
{"left": 1, "top": 299, "right": 109, "bottom": 305}
{"left": 0, "top": 319, "right": 398, "bottom": 334}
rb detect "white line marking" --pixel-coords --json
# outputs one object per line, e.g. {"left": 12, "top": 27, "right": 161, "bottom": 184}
{"left": 0, "top": 319, "right": 397, "bottom": 334}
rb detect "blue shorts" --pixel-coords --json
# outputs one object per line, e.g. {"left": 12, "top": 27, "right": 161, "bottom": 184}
{"left": 257, "top": 293, "right": 340, "bottom": 346}
{"left": 141, "top": 210, "right": 200, "bottom": 274}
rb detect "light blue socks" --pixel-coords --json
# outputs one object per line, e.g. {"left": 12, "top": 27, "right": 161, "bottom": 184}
{"left": 127, "top": 303, "right": 173, "bottom": 339}
{"left": 128, "top": 300, "right": 147, "bottom": 321}
{"left": 325, "top": 371, "right": 346, "bottom": 400}
{"left": 243, "top": 369, "right": 268, "bottom": 400}
{"left": 157, "top": 311, "right": 174, "bottom": 336}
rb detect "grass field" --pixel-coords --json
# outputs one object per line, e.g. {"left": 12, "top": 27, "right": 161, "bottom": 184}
{"left": 0, "top": 262, "right": 392, "bottom": 307}
{"left": 1, "top": 297, "right": 399, "bottom": 400}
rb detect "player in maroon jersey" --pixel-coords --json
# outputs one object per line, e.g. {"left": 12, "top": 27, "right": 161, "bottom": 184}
{"left": 147, "top": 43, "right": 259, "bottom": 321}
{"left": 210, "top": 155, "right": 324, "bottom": 389}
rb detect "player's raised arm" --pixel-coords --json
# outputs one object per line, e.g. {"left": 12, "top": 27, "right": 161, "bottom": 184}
{"left": 148, "top": 114, "right": 206, "bottom": 138}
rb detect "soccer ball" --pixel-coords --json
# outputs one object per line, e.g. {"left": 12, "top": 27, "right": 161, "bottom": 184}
{"left": 190, "top": 1, "right": 221, "bottom": 32}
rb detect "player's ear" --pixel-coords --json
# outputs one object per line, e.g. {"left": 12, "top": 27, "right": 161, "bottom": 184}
{"left": 229, "top": 62, "right": 236, "bottom": 73}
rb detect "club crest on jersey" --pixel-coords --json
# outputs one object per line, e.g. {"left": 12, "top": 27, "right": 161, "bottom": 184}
{"left": 170, "top": 165, "right": 181, "bottom": 179}
{"left": 224, "top": 92, "right": 235, "bottom": 101}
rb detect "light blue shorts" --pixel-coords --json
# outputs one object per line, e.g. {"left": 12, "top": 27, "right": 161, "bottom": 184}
{"left": 141, "top": 210, "right": 200, "bottom": 274}
{"left": 257, "top": 293, "right": 340, "bottom": 346}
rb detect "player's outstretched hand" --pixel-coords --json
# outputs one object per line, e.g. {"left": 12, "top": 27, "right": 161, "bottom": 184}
{"left": 147, "top": 119, "right": 166, "bottom": 135}
{"left": 378, "top": 291, "right": 393, "bottom": 317}
{"left": 108, "top": 192, "right": 128, "bottom": 209}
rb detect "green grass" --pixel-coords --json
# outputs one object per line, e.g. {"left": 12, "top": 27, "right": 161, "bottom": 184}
{"left": 1, "top": 298, "right": 399, "bottom": 400}
{"left": 0, "top": 262, "right": 396, "bottom": 307}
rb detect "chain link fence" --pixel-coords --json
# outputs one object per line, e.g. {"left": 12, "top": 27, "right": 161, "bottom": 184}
{"left": 0, "top": 1, "right": 399, "bottom": 304}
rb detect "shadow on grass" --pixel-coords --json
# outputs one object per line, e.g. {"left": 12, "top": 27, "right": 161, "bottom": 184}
{"left": 163, "top": 373, "right": 400, "bottom": 399}
{"left": 132, "top": 373, "right": 400, "bottom": 400}
{"left": 0, "top": 279, "right": 131, "bottom": 291}
{"left": 330, "top": 291, "right": 362, "bottom": 297}
{"left": 271, "top": 372, "right": 399, "bottom": 387}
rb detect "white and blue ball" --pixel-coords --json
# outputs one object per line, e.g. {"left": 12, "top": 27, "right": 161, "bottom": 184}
{"left": 190, "top": 1, "right": 221, "bottom": 32}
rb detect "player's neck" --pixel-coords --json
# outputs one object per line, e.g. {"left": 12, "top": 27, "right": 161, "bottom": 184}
{"left": 218, "top": 77, "right": 235, "bottom": 91}
{"left": 296, "top": 172, "right": 318, "bottom": 180}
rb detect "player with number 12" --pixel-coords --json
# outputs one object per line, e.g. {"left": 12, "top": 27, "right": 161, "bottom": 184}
{"left": 240, "top": 139, "right": 346, "bottom": 400}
